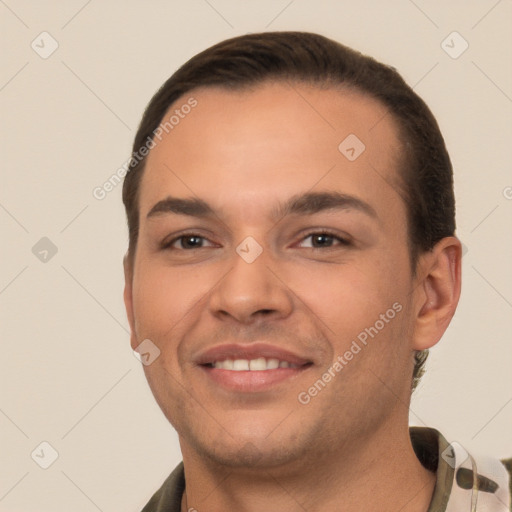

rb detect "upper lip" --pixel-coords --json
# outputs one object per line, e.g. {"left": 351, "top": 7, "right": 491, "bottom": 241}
{"left": 195, "top": 343, "right": 313, "bottom": 366}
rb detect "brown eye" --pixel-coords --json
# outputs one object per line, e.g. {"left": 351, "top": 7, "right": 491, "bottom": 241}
{"left": 162, "top": 234, "right": 214, "bottom": 250}
{"left": 298, "top": 231, "right": 351, "bottom": 249}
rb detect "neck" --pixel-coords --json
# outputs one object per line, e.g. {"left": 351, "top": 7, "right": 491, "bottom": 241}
{"left": 179, "top": 421, "right": 436, "bottom": 512}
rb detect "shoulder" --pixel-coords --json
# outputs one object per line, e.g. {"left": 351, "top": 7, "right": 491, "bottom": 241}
{"left": 501, "top": 458, "right": 512, "bottom": 500}
{"left": 140, "top": 462, "right": 185, "bottom": 512}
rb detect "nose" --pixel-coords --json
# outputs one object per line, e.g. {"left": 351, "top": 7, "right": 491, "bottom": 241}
{"left": 208, "top": 244, "right": 294, "bottom": 325}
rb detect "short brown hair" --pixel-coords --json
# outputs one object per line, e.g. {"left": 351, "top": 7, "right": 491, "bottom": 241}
{"left": 122, "top": 31, "right": 456, "bottom": 391}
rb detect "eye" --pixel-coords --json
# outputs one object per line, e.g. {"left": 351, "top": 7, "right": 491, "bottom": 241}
{"left": 297, "top": 231, "right": 351, "bottom": 249}
{"left": 161, "top": 233, "right": 216, "bottom": 250}
{"left": 160, "top": 230, "right": 351, "bottom": 251}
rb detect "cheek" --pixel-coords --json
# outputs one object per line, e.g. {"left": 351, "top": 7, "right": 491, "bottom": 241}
{"left": 131, "top": 259, "right": 220, "bottom": 347}
{"left": 293, "top": 258, "right": 402, "bottom": 335}
{"left": 291, "top": 253, "right": 412, "bottom": 392}
{"left": 132, "top": 262, "right": 186, "bottom": 338}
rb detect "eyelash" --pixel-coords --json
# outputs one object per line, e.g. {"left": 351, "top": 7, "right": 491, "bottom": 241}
{"left": 161, "top": 230, "right": 351, "bottom": 251}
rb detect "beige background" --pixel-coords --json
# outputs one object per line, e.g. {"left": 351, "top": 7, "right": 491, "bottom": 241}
{"left": 1, "top": 1, "right": 511, "bottom": 510}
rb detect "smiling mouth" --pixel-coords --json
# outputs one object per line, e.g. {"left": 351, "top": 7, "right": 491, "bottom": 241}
{"left": 196, "top": 343, "right": 314, "bottom": 391}
{"left": 204, "top": 357, "right": 310, "bottom": 371}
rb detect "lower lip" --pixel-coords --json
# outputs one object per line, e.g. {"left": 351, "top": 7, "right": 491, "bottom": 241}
{"left": 200, "top": 365, "right": 310, "bottom": 392}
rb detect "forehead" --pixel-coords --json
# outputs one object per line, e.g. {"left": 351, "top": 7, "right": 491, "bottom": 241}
{"left": 139, "top": 82, "right": 405, "bottom": 226}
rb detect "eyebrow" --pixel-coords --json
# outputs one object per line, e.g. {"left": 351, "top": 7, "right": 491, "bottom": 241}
{"left": 146, "top": 191, "right": 378, "bottom": 222}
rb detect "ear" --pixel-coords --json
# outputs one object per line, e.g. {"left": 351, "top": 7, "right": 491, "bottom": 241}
{"left": 123, "top": 253, "right": 138, "bottom": 351}
{"left": 411, "top": 236, "right": 462, "bottom": 351}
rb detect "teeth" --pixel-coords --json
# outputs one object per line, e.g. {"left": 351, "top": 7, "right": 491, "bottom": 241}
{"left": 220, "top": 359, "right": 234, "bottom": 370}
{"left": 211, "top": 357, "right": 299, "bottom": 371}
{"left": 267, "top": 358, "right": 279, "bottom": 369}
{"left": 249, "top": 357, "right": 267, "bottom": 371}
{"left": 233, "top": 359, "right": 249, "bottom": 371}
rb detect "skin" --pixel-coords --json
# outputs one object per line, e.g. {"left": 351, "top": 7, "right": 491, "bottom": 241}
{"left": 124, "top": 82, "right": 462, "bottom": 512}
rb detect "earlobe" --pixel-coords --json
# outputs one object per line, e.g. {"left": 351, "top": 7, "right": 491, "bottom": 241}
{"left": 412, "top": 237, "right": 462, "bottom": 351}
{"left": 123, "top": 253, "right": 138, "bottom": 350}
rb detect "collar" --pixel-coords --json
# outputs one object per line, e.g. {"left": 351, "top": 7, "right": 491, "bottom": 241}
{"left": 411, "top": 426, "right": 511, "bottom": 511}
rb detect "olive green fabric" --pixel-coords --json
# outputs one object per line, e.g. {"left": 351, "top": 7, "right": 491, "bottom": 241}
{"left": 504, "top": 459, "right": 512, "bottom": 499}
{"left": 140, "top": 462, "right": 184, "bottom": 512}
{"left": 141, "top": 427, "right": 512, "bottom": 511}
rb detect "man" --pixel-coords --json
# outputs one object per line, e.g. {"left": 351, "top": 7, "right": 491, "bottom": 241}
{"left": 122, "top": 32, "right": 511, "bottom": 511}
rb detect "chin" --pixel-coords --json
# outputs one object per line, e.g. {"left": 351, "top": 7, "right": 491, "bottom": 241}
{"left": 199, "top": 440, "right": 304, "bottom": 470}
{"left": 182, "top": 417, "right": 316, "bottom": 471}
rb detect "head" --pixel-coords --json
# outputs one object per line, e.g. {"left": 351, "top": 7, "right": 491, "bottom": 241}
{"left": 122, "top": 32, "right": 461, "bottom": 469}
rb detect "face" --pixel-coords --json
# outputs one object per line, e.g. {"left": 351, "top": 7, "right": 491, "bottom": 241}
{"left": 124, "top": 82, "right": 425, "bottom": 469}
